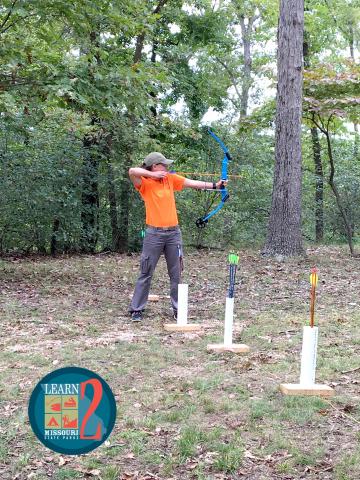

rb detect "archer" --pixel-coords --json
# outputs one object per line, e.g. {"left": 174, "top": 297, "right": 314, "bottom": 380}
{"left": 128, "top": 151, "right": 226, "bottom": 322}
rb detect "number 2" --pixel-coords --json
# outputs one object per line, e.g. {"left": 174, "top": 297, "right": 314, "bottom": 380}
{"left": 79, "top": 378, "right": 103, "bottom": 440}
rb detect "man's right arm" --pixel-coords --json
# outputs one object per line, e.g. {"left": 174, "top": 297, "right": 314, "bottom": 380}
{"left": 128, "top": 168, "right": 150, "bottom": 187}
{"left": 128, "top": 168, "right": 167, "bottom": 187}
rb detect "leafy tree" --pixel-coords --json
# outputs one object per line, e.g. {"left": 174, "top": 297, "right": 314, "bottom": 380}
{"left": 304, "top": 61, "right": 360, "bottom": 254}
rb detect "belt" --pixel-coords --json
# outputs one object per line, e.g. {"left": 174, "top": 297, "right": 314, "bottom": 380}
{"left": 146, "top": 225, "right": 179, "bottom": 231}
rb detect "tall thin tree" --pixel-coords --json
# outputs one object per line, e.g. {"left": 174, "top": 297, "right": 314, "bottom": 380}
{"left": 262, "top": 0, "right": 305, "bottom": 256}
{"left": 303, "top": 29, "right": 324, "bottom": 242}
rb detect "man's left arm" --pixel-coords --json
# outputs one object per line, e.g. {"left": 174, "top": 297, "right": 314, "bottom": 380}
{"left": 183, "top": 178, "right": 226, "bottom": 190}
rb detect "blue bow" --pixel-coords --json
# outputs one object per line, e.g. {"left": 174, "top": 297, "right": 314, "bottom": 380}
{"left": 195, "top": 129, "right": 231, "bottom": 228}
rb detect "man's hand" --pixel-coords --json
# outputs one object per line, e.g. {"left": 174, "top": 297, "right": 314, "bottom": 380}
{"left": 216, "top": 179, "right": 228, "bottom": 189}
{"left": 151, "top": 171, "right": 168, "bottom": 179}
{"left": 128, "top": 167, "right": 168, "bottom": 186}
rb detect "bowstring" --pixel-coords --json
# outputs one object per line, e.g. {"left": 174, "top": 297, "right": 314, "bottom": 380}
{"left": 197, "top": 131, "right": 222, "bottom": 218}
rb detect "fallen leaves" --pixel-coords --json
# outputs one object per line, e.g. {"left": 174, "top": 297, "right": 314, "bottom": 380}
{"left": 58, "top": 456, "right": 69, "bottom": 466}
{"left": 120, "top": 472, "right": 161, "bottom": 480}
{"left": 2, "top": 247, "right": 360, "bottom": 480}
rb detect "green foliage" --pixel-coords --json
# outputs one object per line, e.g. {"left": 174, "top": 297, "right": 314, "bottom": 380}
{"left": 0, "top": 0, "right": 359, "bottom": 253}
{"left": 302, "top": 133, "right": 360, "bottom": 243}
{"left": 0, "top": 110, "right": 86, "bottom": 252}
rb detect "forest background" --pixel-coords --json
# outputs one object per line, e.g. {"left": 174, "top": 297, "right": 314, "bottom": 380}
{"left": 0, "top": 0, "right": 359, "bottom": 255}
{"left": 1, "top": 2, "right": 360, "bottom": 480}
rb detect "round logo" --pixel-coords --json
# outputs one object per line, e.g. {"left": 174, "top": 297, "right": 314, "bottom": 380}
{"left": 28, "top": 367, "right": 116, "bottom": 455}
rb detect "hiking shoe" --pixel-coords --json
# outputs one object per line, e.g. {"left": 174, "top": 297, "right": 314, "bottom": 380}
{"left": 131, "top": 311, "right": 142, "bottom": 322}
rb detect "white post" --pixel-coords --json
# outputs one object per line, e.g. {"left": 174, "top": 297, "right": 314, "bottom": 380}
{"left": 177, "top": 283, "right": 188, "bottom": 326}
{"left": 224, "top": 297, "right": 234, "bottom": 346}
{"left": 299, "top": 326, "right": 318, "bottom": 385}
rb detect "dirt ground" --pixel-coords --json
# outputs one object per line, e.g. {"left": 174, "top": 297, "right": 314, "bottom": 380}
{"left": 0, "top": 246, "right": 359, "bottom": 480}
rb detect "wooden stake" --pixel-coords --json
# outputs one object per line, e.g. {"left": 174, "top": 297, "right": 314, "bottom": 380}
{"left": 163, "top": 284, "right": 201, "bottom": 332}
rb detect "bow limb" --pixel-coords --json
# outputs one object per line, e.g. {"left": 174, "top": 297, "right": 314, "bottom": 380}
{"left": 195, "top": 129, "right": 231, "bottom": 228}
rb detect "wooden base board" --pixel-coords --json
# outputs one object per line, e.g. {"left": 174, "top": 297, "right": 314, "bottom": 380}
{"left": 163, "top": 323, "right": 201, "bottom": 332}
{"left": 148, "top": 294, "right": 170, "bottom": 302}
{"left": 279, "top": 383, "right": 335, "bottom": 397}
{"left": 207, "top": 343, "right": 250, "bottom": 353}
{"left": 148, "top": 294, "right": 160, "bottom": 302}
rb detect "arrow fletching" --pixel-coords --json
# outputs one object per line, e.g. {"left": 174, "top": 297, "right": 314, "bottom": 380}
{"left": 228, "top": 252, "right": 239, "bottom": 265}
{"left": 310, "top": 267, "right": 318, "bottom": 287}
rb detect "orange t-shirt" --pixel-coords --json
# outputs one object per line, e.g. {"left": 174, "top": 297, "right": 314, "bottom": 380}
{"left": 135, "top": 174, "right": 185, "bottom": 227}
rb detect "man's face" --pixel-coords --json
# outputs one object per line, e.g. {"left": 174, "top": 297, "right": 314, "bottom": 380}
{"left": 151, "top": 163, "right": 168, "bottom": 172}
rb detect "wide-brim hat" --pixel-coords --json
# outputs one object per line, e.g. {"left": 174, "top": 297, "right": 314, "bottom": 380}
{"left": 144, "top": 152, "right": 174, "bottom": 167}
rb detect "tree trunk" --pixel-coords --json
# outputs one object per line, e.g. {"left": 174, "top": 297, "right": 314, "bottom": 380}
{"left": 311, "top": 127, "right": 324, "bottom": 242}
{"left": 79, "top": 31, "right": 101, "bottom": 253}
{"left": 303, "top": 30, "right": 324, "bottom": 243}
{"left": 80, "top": 124, "right": 99, "bottom": 253}
{"left": 107, "top": 159, "right": 121, "bottom": 251}
{"left": 348, "top": 22, "right": 355, "bottom": 60}
{"left": 347, "top": 23, "right": 359, "bottom": 156}
{"left": 116, "top": 1, "right": 168, "bottom": 252}
{"left": 114, "top": 35, "right": 143, "bottom": 253}
{"left": 262, "top": 0, "right": 304, "bottom": 256}
{"left": 324, "top": 130, "right": 355, "bottom": 255}
{"left": 239, "top": 15, "right": 254, "bottom": 117}
{"left": 51, "top": 218, "right": 60, "bottom": 256}
{"left": 354, "top": 123, "right": 359, "bottom": 158}
{"left": 116, "top": 146, "right": 132, "bottom": 253}
{"left": 149, "top": 41, "right": 158, "bottom": 118}
{"left": 105, "top": 131, "right": 122, "bottom": 252}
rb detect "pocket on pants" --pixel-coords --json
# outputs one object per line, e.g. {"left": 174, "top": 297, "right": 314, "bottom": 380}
{"left": 140, "top": 255, "right": 150, "bottom": 274}
{"left": 177, "top": 244, "right": 184, "bottom": 272}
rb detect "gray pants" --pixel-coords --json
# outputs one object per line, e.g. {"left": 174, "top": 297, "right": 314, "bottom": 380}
{"left": 129, "top": 226, "right": 183, "bottom": 313}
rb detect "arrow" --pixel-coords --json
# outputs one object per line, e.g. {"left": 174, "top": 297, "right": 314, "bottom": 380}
{"left": 228, "top": 252, "right": 240, "bottom": 298}
{"left": 309, "top": 267, "right": 318, "bottom": 328}
{"left": 174, "top": 172, "right": 244, "bottom": 179}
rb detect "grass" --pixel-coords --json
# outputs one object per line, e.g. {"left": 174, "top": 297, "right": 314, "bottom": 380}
{"left": 0, "top": 246, "right": 360, "bottom": 479}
